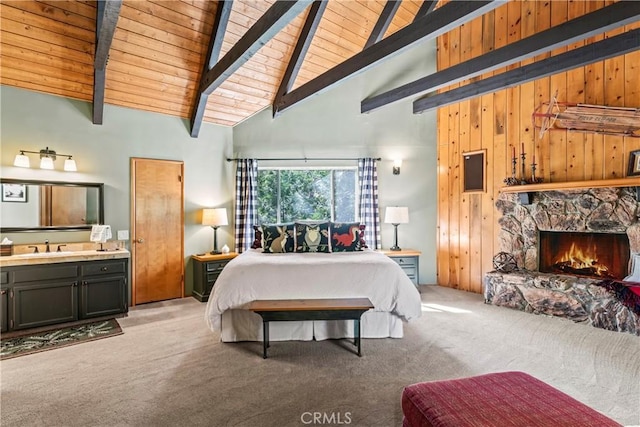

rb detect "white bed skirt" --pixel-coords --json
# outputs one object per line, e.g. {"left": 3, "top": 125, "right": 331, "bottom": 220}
{"left": 220, "top": 309, "right": 404, "bottom": 342}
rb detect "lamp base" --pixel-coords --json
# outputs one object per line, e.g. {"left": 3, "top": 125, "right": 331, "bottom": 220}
{"left": 209, "top": 250, "right": 222, "bottom": 255}
{"left": 389, "top": 246, "right": 402, "bottom": 251}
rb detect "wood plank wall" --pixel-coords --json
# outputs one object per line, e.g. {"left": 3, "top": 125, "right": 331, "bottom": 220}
{"left": 436, "top": 0, "right": 640, "bottom": 294}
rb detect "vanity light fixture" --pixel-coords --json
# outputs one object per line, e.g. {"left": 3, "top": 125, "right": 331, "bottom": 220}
{"left": 13, "top": 147, "right": 77, "bottom": 172}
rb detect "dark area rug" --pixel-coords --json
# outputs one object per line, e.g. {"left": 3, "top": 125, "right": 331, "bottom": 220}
{"left": 1, "top": 319, "right": 122, "bottom": 360}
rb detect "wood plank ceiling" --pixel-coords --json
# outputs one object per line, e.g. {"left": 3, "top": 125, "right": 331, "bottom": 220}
{"left": 0, "top": 0, "right": 424, "bottom": 128}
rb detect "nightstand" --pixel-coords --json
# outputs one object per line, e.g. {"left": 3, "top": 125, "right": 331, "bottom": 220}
{"left": 377, "top": 249, "right": 421, "bottom": 286}
{"left": 192, "top": 252, "right": 238, "bottom": 302}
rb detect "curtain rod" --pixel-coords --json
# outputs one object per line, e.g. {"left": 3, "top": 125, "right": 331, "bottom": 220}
{"left": 226, "top": 157, "right": 382, "bottom": 162}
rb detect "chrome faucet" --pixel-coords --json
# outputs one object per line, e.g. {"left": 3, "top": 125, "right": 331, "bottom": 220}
{"left": 45, "top": 240, "right": 50, "bottom": 253}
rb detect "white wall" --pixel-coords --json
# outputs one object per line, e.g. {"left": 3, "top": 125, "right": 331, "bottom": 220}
{"left": 0, "top": 86, "right": 234, "bottom": 295}
{"left": 234, "top": 40, "right": 438, "bottom": 284}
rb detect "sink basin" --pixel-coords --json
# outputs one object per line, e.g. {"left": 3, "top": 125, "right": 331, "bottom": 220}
{"left": 15, "top": 251, "right": 75, "bottom": 257}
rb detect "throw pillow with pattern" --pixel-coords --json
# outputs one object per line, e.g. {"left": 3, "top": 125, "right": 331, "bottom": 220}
{"left": 295, "top": 222, "right": 331, "bottom": 253}
{"left": 251, "top": 225, "right": 262, "bottom": 249}
{"left": 330, "top": 222, "right": 364, "bottom": 252}
{"left": 262, "top": 223, "right": 295, "bottom": 253}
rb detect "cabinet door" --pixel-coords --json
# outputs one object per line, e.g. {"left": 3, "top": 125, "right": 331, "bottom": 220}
{"left": 80, "top": 277, "right": 127, "bottom": 319}
{"left": 12, "top": 281, "right": 78, "bottom": 330}
{"left": 1, "top": 271, "right": 7, "bottom": 333}
{"left": 1, "top": 288, "right": 7, "bottom": 333}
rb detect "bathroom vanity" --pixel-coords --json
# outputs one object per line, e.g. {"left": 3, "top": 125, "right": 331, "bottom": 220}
{"left": 0, "top": 250, "right": 129, "bottom": 333}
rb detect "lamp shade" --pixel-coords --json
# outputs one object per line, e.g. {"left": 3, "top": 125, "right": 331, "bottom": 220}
{"left": 384, "top": 206, "right": 409, "bottom": 224}
{"left": 64, "top": 157, "right": 77, "bottom": 172}
{"left": 202, "top": 208, "right": 228, "bottom": 226}
{"left": 40, "top": 156, "right": 54, "bottom": 170}
{"left": 14, "top": 153, "right": 30, "bottom": 168}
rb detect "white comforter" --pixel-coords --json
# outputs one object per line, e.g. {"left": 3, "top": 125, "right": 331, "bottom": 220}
{"left": 204, "top": 249, "right": 422, "bottom": 332}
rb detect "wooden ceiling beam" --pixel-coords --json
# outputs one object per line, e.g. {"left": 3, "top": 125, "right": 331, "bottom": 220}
{"left": 199, "top": 0, "right": 311, "bottom": 97}
{"left": 362, "top": 1, "right": 640, "bottom": 113}
{"left": 412, "top": 0, "right": 438, "bottom": 23}
{"left": 191, "top": 0, "right": 312, "bottom": 136}
{"left": 413, "top": 28, "right": 640, "bottom": 114}
{"left": 273, "top": 0, "right": 327, "bottom": 118}
{"left": 364, "top": 0, "right": 401, "bottom": 50}
{"left": 93, "top": 0, "right": 122, "bottom": 125}
{"left": 190, "top": 0, "right": 233, "bottom": 138}
{"left": 273, "top": 0, "right": 504, "bottom": 116}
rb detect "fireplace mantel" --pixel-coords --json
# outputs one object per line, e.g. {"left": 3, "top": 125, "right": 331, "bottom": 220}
{"left": 500, "top": 177, "right": 640, "bottom": 193}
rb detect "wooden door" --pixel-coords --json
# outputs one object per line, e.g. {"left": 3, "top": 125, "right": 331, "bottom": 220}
{"left": 40, "top": 186, "right": 87, "bottom": 226}
{"left": 131, "top": 158, "right": 184, "bottom": 305}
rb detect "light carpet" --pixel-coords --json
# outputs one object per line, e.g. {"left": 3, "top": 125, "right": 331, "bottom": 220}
{"left": 1, "top": 286, "right": 638, "bottom": 427}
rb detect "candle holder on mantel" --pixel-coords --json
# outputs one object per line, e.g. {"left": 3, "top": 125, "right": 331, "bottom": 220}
{"left": 528, "top": 160, "right": 544, "bottom": 184}
{"left": 520, "top": 151, "right": 528, "bottom": 185}
{"left": 503, "top": 150, "right": 520, "bottom": 186}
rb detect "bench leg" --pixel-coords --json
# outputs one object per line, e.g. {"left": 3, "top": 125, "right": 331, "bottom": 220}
{"left": 355, "top": 318, "right": 362, "bottom": 357}
{"left": 263, "top": 320, "right": 269, "bottom": 359}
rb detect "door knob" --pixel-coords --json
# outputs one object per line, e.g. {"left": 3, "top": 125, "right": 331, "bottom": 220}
{"left": 137, "top": 238, "right": 144, "bottom": 243}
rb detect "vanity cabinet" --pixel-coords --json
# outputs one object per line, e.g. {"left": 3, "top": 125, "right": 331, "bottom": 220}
{"left": 2, "top": 259, "right": 128, "bottom": 332}
{"left": 79, "top": 261, "right": 127, "bottom": 318}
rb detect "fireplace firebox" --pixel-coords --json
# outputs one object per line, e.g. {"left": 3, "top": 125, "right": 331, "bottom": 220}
{"left": 538, "top": 231, "right": 630, "bottom": 279}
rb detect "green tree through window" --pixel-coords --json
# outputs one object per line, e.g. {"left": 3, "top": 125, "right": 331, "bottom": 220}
{"left": 257, "top": 169, "right": 356, "bottom": 224}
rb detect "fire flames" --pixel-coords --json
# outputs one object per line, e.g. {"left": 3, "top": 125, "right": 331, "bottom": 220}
{"left": 552, "top": 242, "right": 612, "bottom": 278}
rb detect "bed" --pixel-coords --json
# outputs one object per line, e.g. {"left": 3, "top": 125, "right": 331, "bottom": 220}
{"left": 204, "top": 249, "right": 422, "bottom": 342}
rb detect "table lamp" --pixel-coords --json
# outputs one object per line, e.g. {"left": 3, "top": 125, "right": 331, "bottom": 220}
{"left": 384, "top": 207, "right": 409, "bottom": 251}
{"left": 202, "top": 208, "right": 228, "bottom": 254}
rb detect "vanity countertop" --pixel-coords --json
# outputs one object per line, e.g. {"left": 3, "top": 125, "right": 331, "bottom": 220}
{"left": 0, "top": 249, "right": 130, "bottom": 267}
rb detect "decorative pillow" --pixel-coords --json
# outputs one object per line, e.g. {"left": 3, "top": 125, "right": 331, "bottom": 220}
{"left": 251, "top": 225, "right": 262, "bottom": 249}
{"left": 261, "top": 223, "right": 295, "bottom": 253}
{"left": 359, "top": 224, "right": 368, "bottom": 249}
{"left": 330, "top": 222, "right": 364, "bottom": 252}
{"left": 295, "top": 221, "right": 331, "bottom": 253}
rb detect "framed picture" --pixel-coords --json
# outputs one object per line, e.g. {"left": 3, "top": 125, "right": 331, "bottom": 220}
{"left": 628, "top": 150, "right": 640, "bottom": 177}
{"left": 463, "top": 149, "right": 486, "bottom": 193}
{"left": 2, "top": 184, "right": 28, "bottom": 202}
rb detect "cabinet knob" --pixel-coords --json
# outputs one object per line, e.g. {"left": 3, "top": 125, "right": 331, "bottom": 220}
{"left": 101, "top": 266, "right": 108, "bottom": 271}
{"left": 0, "top": 289, "right": 6, "bottom": 295}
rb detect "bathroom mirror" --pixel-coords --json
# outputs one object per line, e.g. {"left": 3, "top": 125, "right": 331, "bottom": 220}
{"left": 0, "top": 178, "right": 104, "bottom": 232}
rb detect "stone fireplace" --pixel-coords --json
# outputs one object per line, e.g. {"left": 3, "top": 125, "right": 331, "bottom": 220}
{"left": 484, "top": 186, "right": 640, "bottom": 335}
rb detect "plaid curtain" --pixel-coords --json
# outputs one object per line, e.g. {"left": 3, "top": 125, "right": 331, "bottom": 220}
{"left": 234, "top": 159, "right": 258, "bottom": 253}
{"left": 358, "top": 158, "right": 381, "bottom": 249}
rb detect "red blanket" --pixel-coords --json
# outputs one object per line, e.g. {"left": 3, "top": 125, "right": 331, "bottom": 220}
{"left": 595, "top": 280, "right": 640, "bottom": 315}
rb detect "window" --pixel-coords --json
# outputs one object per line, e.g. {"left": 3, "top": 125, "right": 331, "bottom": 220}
{"left": 257, "top": 168, "right": 357, "bottom": 224}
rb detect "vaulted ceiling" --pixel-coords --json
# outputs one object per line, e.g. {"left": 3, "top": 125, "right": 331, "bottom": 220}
{"left": 0, "top": 0, "right": 434, "bottom": 131}
{"left": 3, "top": 1, "right": 636, "bottom": 137}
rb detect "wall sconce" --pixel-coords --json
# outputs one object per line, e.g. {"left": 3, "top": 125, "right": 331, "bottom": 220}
{"left": 393, "top": 159, "right": 402, "bottom": 175}
{"left": 202, "top": 208, "right": 228, "bottom": 254}
{"left": 13, "top": 147, "right": 77, "bottom": 171}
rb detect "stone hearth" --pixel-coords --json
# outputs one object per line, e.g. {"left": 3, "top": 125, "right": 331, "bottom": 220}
{"left": 484, "top": 186, "right": 640, "bottom": 335}
{"left": 484, "top": 271, "right": 639, "bottom": 335}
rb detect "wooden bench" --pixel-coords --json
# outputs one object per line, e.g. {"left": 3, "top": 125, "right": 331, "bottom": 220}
{"left": 247, "top": 298, "right": 374, "bottom": 359}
